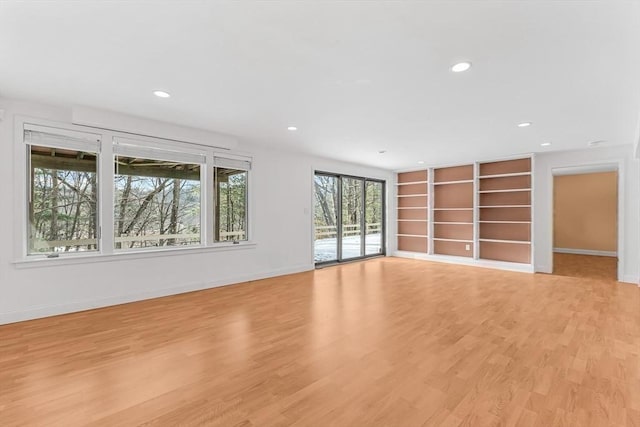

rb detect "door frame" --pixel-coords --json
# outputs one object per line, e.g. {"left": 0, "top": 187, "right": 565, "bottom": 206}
{"left": 313, "top": 171, "right": 386, "bottom": 266}
{"left": 549, "top": 162, "right": 623, "bottom": 281}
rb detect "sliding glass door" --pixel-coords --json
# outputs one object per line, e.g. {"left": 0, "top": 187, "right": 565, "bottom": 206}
{"left": 365, "top": 181, "right": 384, "bottom": 255}
{"left": 314, "top": 172, "right": 385, "bottom": 265}
{"left": 341, "top": 177, "right": 363, "bottom": 260}
{"left": 314, "top": 174, "right": 339, "bottom": 263}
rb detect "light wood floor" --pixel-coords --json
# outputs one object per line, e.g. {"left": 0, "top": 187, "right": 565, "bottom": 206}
{"left": 554, "top": 253, "right": 618, "bottom": 281}
{"left": 1, "top": 257, "right": 639, "bottom": 426}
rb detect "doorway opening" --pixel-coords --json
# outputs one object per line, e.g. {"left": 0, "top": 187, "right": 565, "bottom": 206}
{"left": 552, "top": 167, "right": 618, "bottom": 281}
{"left": 314, "top": 172, "right": 385, "bottom": 265}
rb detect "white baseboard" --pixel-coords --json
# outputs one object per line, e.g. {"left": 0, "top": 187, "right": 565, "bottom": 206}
{"left": 392, "top": 251, "right": 534, "bottom": 274}
{"left": 621, "top": 275, "right": 640, "bottom": 285}
{"left": 0, "top": 264, "right": 314, "bottom": 325}
{"left": 553, "top": 248, "right": 617, "bottom": 257}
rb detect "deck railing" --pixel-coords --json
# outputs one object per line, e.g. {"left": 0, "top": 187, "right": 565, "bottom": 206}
{"left": 315, "top": 223, "right": 381, "bottom": 239}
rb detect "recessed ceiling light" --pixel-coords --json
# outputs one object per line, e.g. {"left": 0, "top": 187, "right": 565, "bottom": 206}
{"left": 417, "top": 160, "right": 425, "bottom": 164}
{"left": 517, "top": 122, "right": 532, "bottom": 127}
{"left": 287, "top": 126, "right": 298, "bottom": 131}
{"left": 153, "top": 90, "right": 171, "bottom": 98}
{"left": 541, "top": 142, "right": 552, "bottom": 147}
{"left": 378, "top": 150, "right": 387, "bottom": 154}
{"left": 451, "top": 62, "right": 472, "bottom": 73}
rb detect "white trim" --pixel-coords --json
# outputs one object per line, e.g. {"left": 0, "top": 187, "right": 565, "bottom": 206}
{"left": 433, "top": 222, "right": 472, "bottom": 225}
{"left": 552, "top": 164, "right": 618, "bottom": 176}
{"left": 553, "top": 248, "right": 617, "bottom": 257}
{"left": 479, "top": 172, "right": 531, "bottom": 179}
{"left": 548, "top": 160, "right": 625, "bottom": 281}
{"left": 478, "top": 189, "right": 531, "bottom": 193}
{"left": 392, "top": 251, "right": 534, "bottom": 273}
{"left": 13, "top": 242, "right": 257, "bottom": 268}
{"left": 480, "top": 238, "right": 530, "bottom": 244}
{"left": 0, "top": 262, "right": 311, "bottom": 325}
{"left": 396, "top": 180, "right": 428, "bottom": 185}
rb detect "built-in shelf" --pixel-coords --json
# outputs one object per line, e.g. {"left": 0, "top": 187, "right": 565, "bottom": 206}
{"left": 396, "top": 157, "right": 532, "bottom": 265}
{"left": 433, "top": 222, "right": 473, "bottom": 225}
{"left": 396, "top": 181, "right": 428, "bottom": 186}
{"left": 478, "top": 189, "right": 531, "bottom": 193}
{"left": 479, "top": 205, "right": 531, "bottom": 208}
{"left": 478, "top": 172, "right": 531, "bottom": 179}
{"left": 479, "top": 220, "right": 531, "bottom": 224}
{"left": 479, "top": 238, "right": 530, "bottom": 244}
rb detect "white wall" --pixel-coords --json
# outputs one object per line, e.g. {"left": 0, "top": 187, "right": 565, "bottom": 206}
{"left": 0, "top": 98, "right": 393, "bottom": 324}
{"left": 533, "top": 145, "right": 640, "bottom": 283}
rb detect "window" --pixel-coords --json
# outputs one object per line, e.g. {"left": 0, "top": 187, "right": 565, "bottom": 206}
{"left": 215, "top": 167, "right": 248, "bottom": 242}
{"left": 20, "top": 121, "right": 252, "bottom": 259}
{"left": 114, "top": 155, "right": 202, "bottom": 249}
{"left": 25, "top": 126, "right": 100, "bottom": 254}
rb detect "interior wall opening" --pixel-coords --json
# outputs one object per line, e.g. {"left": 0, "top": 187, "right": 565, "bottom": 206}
{"left": 552, "top": 168, "right": 619, "bottom": 281}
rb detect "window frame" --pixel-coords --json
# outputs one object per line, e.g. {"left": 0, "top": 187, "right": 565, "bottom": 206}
{"left": 24, "top": 125, "right": 102, "bottom": 256}
{"left": 14, "top": 116, "right": 254, "bottom": 262}
{"left": 313, "top": 170, "right": 386, "bottom": 266}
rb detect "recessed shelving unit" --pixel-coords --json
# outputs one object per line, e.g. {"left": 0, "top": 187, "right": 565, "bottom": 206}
{"left": 395, "top": 155, "right": 534, "bottom": 271}
{"left": 432, "top": 165, "right": 474, "bottom": 258}
{"left": 478, "top": 158, "right": 532, "bottom": 264}
{"left": 396, "top": 170, "right": 428, "bottom": 253}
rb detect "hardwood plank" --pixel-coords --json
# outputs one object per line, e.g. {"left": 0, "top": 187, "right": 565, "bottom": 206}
{"left": 0, "top": 257, "right": 638, "bottom": 426}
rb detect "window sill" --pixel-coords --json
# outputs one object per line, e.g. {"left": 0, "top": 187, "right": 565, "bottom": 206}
{"left": 12, "top": 242, "right": 257, "bottom": 269}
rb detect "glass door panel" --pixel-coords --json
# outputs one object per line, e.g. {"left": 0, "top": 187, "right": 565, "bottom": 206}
{"left": 365, "top": 181, "right": 384, "bottom": 255}
{"left": 314, "top": 174, "right": 339, "bottom": 263}
{"left": 341, "top": 177, "right": 364, "bottom": 259}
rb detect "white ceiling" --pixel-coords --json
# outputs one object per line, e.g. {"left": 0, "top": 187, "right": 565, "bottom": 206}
{"left": 1, "top": 1, "right": 639, "bottom": 170}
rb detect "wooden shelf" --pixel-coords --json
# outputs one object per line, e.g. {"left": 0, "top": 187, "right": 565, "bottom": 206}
{"left": 479, "top": 205, "right": 531, "bottom": 208}
{"left": 479, "top": 238, "right": 530, "bottom": 244}
{"left": 478, "top": 189, "right": 530, "bottom": 193}
{"left": 479, "top": 220, "right": 530, "bottom": 224}
{"left": 433, "top": 180, "right": 474, "bottom": 186}
{"left": 433, "top": 222, "right": 472, "bottom": 225}
{"left": 433, "top": 208, "right": 473, "bottom": 211}
{"left": 479, "top": 172, "right": 531, "bottom": 179}
{"left": 397, "top": 206, "right": 428, "bottom": 210}
{"left": 396, "top": 181, "right": 428, "bottom": 185}
{"left": 397, "top": 194, "right": 428, "bottom": 197}
{"left": 433, "top": 238, "right": 473, "bottom": 242}
{"left": 397, "top": 234, "right": 429, "bottom": 238}
{"left": 398, "top": 219, "right": 428, "bottom": 222}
